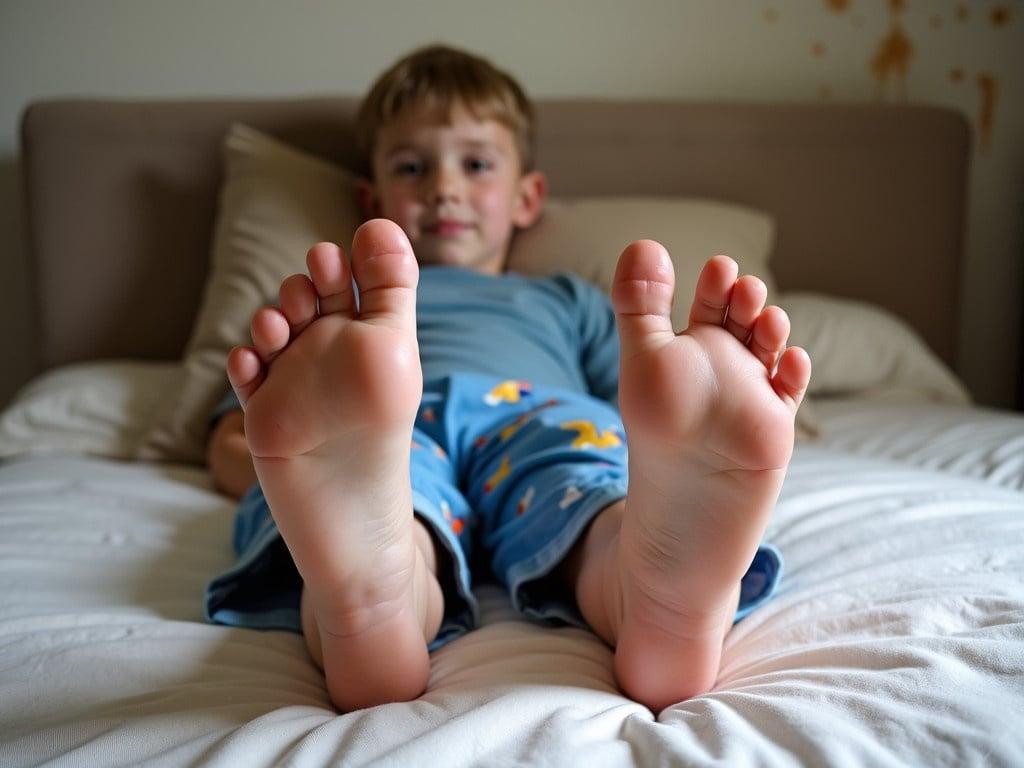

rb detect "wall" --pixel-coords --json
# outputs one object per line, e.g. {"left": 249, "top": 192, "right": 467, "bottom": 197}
{"left": 1, "top": 0, "right": 1021, "bottom": 408}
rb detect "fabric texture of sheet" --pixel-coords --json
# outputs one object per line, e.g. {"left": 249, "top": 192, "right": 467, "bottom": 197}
{"left": 2, "top": 395, "right": 1023, "bottom": 766}
{"left": 813, "top": 397, "right": 1024, "bottom": 491}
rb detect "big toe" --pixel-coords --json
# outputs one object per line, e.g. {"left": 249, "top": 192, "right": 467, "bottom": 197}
{"left": 611, "top": 240, "right": 677, "bottom": 347}
{"left": 350, "top": 219, "right": 420, "bottom": 326}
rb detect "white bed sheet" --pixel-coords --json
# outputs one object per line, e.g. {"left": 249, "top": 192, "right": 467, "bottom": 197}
{"left": 1, "top": 399, "right": 1023, "bottom": 767}
{"left": 812, "top": 396, "right": 1024, "bottom": 491}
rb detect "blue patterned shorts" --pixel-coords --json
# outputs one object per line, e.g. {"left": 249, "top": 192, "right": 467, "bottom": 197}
{"left": 205, "top": 373, "right": 783, "bottom": 650}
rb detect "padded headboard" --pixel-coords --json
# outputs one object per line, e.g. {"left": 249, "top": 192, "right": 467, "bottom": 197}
{"left": 20, "top": 98, "right": 970, "bottom": 371}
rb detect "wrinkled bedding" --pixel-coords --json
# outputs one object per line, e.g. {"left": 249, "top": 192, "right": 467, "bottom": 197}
{"left": 1, "top": 398, "right": 1023, "bottom": 766}
{"left": 813, "top": 397, "right": 1024, "bottom": 491}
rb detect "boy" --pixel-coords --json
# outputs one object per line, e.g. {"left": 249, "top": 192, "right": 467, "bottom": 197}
{"left": 205, "top": 45, "right": 811, "bottom": 714}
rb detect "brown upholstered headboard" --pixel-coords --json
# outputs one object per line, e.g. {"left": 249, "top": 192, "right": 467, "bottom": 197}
{"left": 20, "top": 98, "right": 969, "bottom": 371}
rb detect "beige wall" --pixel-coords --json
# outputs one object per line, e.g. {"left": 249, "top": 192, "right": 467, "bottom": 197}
{"left": 1, "top": 0, "right": 1021, "bottom": 408}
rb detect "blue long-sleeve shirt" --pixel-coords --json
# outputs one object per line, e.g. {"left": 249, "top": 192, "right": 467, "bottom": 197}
{"left": 212, "top": 266, "right": 620, "bottom": 421}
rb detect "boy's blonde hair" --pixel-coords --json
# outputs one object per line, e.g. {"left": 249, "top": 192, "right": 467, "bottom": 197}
{"left": 355, "top": 45, "right": 536, "bottom": 175}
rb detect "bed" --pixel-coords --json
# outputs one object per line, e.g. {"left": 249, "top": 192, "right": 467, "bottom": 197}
{"left": 2, "top": 99, "right": 1022, "bottom": 766}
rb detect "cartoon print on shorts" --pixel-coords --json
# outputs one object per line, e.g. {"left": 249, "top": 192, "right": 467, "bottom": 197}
{"left": 560, "top": 420, "right": 623, "bottom": 450}
{"left": 499, "top": 413, "right": 531, "bottom": 442}
{"left": 420, "top": 406, "right": 437, "bottom": 423}
{"left": 440, "top": 499, "right": 464, "bottom": 535}
{"left": 559, "top": 486, "right": 583, "bottom": 509}
{"left": 474, "top": 398, "right": 562, "bottom": 453}
{"left": 484, "top": 455, "right": 512, "bottom": 492}
{"left": 516, "top": 486, "right": 535, "bottom": 516}
{"left": 483, "top": 379, "right": 532, "bottom": 406}
{"left": 498, "top": 399, "right": 561, "bottom": 442}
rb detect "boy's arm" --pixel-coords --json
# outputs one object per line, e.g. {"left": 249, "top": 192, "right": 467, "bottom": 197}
{"left": 207, "top": 409, "right": 257, "bottom": 500}
{"left": 573, "top": 276, "right": 621, "bottom": 405}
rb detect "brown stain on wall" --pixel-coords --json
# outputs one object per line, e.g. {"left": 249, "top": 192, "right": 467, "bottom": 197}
{"left": 769, "top": 1, "right": 1013, "bottom": 152}
{"left": 866, "top": 0, "right": 913, "bottom": 101}
{"left": 870, "top": 25, "right": 913, "bottom": 100}
{"left": 990, "top": 6, "right": 1011, "bottom": 28}
{"left": 824, "top": 0, "right": 851, "bottom": 12}
{"left": 975, "top": 73, "right": 998, "bottom": 152}
{"left": 948, "top": 67, "right": 1000, "bottom": 155}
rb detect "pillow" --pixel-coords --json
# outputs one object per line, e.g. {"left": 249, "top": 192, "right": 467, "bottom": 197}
{"left": 780, "top": 291, "right": 970, "bottom": 405}
{"left": 504, "top": 198, "right": 830, "bottom": 437}
{"left": 506, "top": 197, "right": 777, "bottom": 333}
{"left": 137, "top": 124, "right": 362, "bottom": 463}
{"left": 0, "top": 362, "right": 179, "bottom": 461}
{"left": 138, "top": 127, "right": 785, "bottom": 461}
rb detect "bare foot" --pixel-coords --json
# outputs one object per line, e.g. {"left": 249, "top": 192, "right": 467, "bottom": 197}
{"left": 609, "top": 242, "right": 811, "bottom": 711}
{"left": 226, "top": 219, "right": 442, "bottom": 711}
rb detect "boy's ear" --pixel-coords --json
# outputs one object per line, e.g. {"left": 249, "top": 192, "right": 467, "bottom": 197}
{"left": 512, "top": 170, "right": 547, "bottom": 229}
{"left": 355, "top": 178, "right": 382, "bottom": 220}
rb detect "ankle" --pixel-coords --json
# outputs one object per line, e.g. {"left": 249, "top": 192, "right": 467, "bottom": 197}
{"left": 412, "top": 544, "right": 444, "bottom": 643}
{"left": 572, "top": 501, "right": 626, "bottom": 646}
{"left": 412, "top": 517, "right": 440, "bottom": 575}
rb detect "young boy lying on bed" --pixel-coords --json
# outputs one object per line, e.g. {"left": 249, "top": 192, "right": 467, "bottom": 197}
{"left": 204, "top": 44, "right": 811, "bottom": 714}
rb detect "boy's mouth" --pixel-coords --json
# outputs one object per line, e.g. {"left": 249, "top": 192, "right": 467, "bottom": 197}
{"left": 425, "top": 219, "right": 471, "bottom": 236}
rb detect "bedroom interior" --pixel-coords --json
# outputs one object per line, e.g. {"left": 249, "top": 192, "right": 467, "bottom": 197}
{"left": 1, "top": 2, "right": 1022, "bottom": 765}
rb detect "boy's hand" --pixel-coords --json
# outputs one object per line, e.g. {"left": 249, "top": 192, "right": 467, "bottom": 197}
{"left": 206, "top": 410, "right": 256, "bottom": 499}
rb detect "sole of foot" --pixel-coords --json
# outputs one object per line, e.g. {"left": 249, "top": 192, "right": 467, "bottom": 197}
{"left": 226, "top": 219, "right": 442, "bottom": 711}
{"left": 609, "top": 241, "right": 810, "bottom": 711}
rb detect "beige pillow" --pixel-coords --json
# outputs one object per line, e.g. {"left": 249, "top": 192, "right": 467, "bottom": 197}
{"left": 137, "top": 124, "right": 362, "bottom": 463}
{"left": 506, "top": 197, "right": 777, "bottom": 333}
{"left": 781, "top": 291, "right": 970, "bottom": 404}
{"left": 139, "top": 128, "right": 795, "bottom": 462}
{"left": 506, "top": 198, "right": 822, "bottom": 437}
{"left": 0, "top": 361, "right": 179, "bottom": 461}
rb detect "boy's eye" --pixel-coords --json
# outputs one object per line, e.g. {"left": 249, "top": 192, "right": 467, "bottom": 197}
{"left": 465, "top": 157, "right": 493, "bottom": 174}
{"left": 392, "top": 160, "right": 424, "bottom": 177}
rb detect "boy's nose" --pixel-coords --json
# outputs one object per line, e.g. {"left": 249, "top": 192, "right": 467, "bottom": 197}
{"left": 427, "top": 166, "right": 463, "bottom": 204}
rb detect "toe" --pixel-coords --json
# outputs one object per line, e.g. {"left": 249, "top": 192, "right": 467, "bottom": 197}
{"left": 749, "top": 305, "right": 790, "bottom": 370}
{"left": 688, "top": 255, "right": 739, "bottom": 327}
{"left": 724, "top": 275, "right": 767, "bottom": 343}
{"left": 251, "top": 306, "right": 291, "bottom": 363}
{"left": 307, "top": 242, "right": 355, "bottom": 316}
{"left": 772, "top": 346, "right": 812, "bottom": 407}
{"left": 611, "top": 240, "right": 676, "bottom": 345}
{"left": 226, "top": 346, "right": 264, "bottom": 407}
{"left": 349, "top": 219, "right": 419, "bottom": 327}
{"left": 279, "top": 273, "right": 319, "bottom": 334}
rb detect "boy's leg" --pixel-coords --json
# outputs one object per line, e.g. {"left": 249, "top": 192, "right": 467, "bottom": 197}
{"left": 225, "top": 220, "right": 443, "bottom": 712}
{"left": 565, "top": 244, "right": 810, "bottom": 711}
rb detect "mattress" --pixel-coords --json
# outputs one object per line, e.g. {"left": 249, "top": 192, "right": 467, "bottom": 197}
{"left": 1, "top": 388, "right": 1023, "bottom": 766}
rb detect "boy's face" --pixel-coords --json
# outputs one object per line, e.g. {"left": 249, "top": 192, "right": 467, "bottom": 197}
{"left": 360, "top": 103, "right": 545, "bottom": 275}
